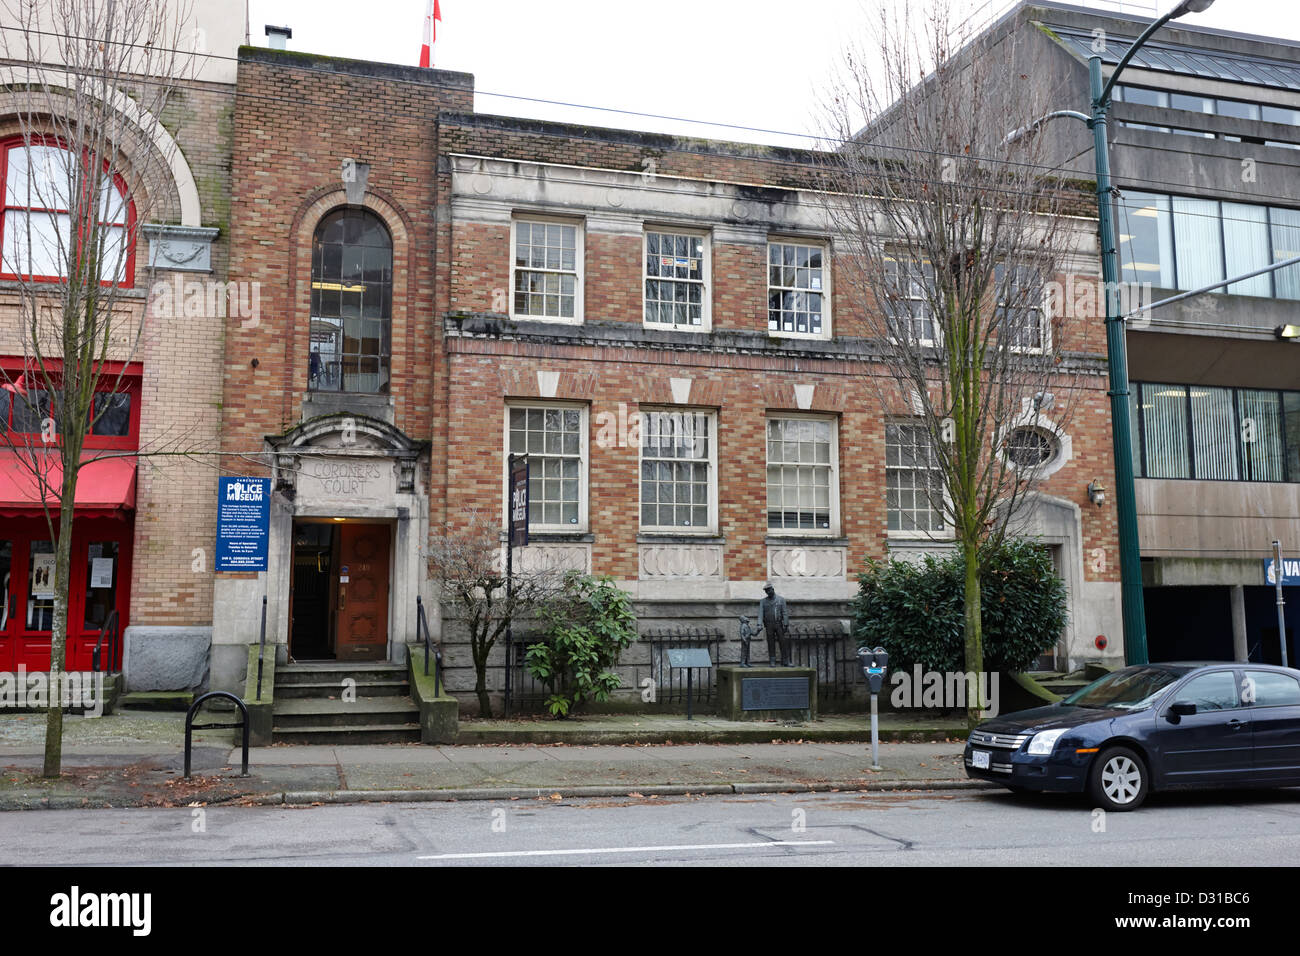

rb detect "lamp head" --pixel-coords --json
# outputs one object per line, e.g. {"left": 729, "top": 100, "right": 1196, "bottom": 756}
{"left": 1171, "top": 0, "right": 1215, "bottom": 17}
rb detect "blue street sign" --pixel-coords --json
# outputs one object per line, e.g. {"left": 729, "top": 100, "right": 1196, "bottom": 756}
{"left": 216, "top": 477, "right": 271, "bottom": 572}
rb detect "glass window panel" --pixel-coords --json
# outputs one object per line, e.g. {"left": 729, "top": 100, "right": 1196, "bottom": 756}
{"left": 26, "top": 539, "right": 55, "bottom": 630}
{"left": 1263, "top": 105, "right": 1300, "bottom": 127}
{"left": 1221, "top": 203, "right": 1271, "bottom": 296}
{"left": 1142, "top": 383, "right": 1190, "bottom": 479}
{"left": 1285, "top": 392, "right": 1300, "bottom": 483}
{"left": 1239, "top": 389, "right": 1284, "bottom": 482}
{"left": 1171, "top": 197, "right": 1225, "bottom": 291}
{"left": 1245, "top": 671, "right": 1300, "bottom": 706}
{"left": 1118, "top": 192, "right": 1175, "bottom": 288}
{"left": 1122, "top": 87, "right": 1168, "bottom": 108}
{"left": 91, "top": 392, "right": 131, "bottom": 437}
{"left": 1271, "top": 207, "right": 1300, "bottom": 301}
{"left": 83, "top": 540, "right": 119, "bottom": 631}
{"left": 1190, "top": 386, "right": 1238, "bottom": 480}
{"left": 1170, "top": 92, "right": 1212, "bottom": 113}
{"left": 1215, "top": 99, "right": 1260, "bottom": 121}
{"left": 1178, "top": 671, "right": 1239, "bottom": 711}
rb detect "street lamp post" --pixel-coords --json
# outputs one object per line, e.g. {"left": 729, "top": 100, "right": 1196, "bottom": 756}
{"left": 1009, "top": 0, "right": 1216, "bottom": 666}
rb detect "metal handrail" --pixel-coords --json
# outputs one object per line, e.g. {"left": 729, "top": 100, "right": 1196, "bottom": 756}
{"left": 91, "top": 608, "right": 120, "bottom": 673}
{"left": 255, "top": 595, "right": 267, "bottom": 701}
{"left": 416, "top": 595, "right": 443, "bottom": 695}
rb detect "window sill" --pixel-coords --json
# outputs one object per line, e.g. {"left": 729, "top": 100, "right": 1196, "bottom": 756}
{"left": 0, "top": 278, "right": 147, "bottom": 296}
{"left": 768, "top": 330, "right": 831, "bottom": 342}
{"left": 638, "top": 533, "right": 724, "bottom": 545}
{"left": 885, "top": 531, "right": 957, "bottom": 543}
{"left": 500, "top": 531, "right": 593, "bottom": 543}
{"left": 765, "top": 535, "right": 847, "bottom": 547}
{"left": 509, "top": 314, "right": 583, "bottom": 325}
{"left": 644, "top": 324, "right": 711, "bottom": 334}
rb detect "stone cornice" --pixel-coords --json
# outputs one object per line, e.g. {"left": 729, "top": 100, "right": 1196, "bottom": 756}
{"left": 443, "top": 312, "right": 1111, "bottom": 374}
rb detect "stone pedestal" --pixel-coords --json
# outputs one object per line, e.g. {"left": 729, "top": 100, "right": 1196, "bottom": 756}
{"left": 716, "top": 666, "right": 817, "bottom": 722}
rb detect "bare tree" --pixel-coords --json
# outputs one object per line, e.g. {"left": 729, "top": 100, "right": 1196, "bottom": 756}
{"left": 427, "top": 512, "right": 560, "bottom": 718}
{"left": 0, "top": 0, "right": 197, "bottom": 775}
{"left": 821, "top": 1, "right": 1097, "bottom": 722}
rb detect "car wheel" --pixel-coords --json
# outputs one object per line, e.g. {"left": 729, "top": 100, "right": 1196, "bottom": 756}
{"left": 1089, "top": 746, "right": 1148, "bottom": 811}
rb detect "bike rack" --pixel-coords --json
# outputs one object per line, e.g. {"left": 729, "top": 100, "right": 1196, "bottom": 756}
{"left": 184, "top": 691, "right": 250, "bottom": 779}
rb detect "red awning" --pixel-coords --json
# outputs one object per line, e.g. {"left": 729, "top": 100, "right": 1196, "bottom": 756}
{"left": 0, "top": 451, "right": 136, "bottom": 517}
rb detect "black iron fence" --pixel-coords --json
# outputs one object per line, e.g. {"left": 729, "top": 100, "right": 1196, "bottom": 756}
{"left": 498, "top": 621, "right": 855, "bottom": 712}
{"left": 785, "top": 623, "right": 856, "bottom": 701}
{"left": 645, "top": 626, "right": 725, "bottom": 706}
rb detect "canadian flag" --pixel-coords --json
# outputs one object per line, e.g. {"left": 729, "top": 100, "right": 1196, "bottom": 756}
{"left": 419, "top": 0, "right": 441, "bottom": 68}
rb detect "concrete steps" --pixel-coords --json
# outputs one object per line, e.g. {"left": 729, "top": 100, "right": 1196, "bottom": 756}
{"left": 272, "top": 662, "right": 419, "bottom": 744}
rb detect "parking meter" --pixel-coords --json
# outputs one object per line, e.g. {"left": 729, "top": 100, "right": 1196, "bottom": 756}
{"left": 857, "top": 646, "right": 889, "bottom": 694}
{"left": 856, "top": 646, "right": 889, "bottom": 770}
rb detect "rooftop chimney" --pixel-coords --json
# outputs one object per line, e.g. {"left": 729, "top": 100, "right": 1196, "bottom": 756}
{"left": 264, "top": 25, "right": 292, "bottom": 50}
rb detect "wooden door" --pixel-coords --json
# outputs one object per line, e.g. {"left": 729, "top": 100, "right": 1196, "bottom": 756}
{"left": 335, "top": 523, "right": 390, "bottom": 661}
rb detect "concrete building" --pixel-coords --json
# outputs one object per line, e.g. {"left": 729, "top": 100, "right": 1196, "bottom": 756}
{"left": 981, "top": 2, "right": 1300, "bottom": 663}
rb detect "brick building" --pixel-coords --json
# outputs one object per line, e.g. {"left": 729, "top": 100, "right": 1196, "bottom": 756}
{"left": 211, "top": 41, "right": 1124, "bottom": 710}
{"left": 0, "top": 0, "right": 238, "bottom": 690}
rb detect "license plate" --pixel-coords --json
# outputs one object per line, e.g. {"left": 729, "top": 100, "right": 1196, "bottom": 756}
{"left": 972, "top": 750, "right": 991, "bottom": 770}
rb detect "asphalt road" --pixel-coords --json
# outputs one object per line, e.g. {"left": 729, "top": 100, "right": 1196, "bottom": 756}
{"left": 3, "top": 786, "right": 1300, "bottom": 867}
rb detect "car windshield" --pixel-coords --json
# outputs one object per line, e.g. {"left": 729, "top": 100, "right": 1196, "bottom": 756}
{"left": 1062, "top": 667, "right": 1184, "bottom": 710}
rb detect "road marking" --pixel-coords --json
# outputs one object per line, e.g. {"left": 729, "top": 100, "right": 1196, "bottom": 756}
{"left": 417, "top": 839, "right": 835, "bottom": 861}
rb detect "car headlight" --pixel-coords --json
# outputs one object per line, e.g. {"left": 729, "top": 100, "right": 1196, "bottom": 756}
{"left": 1027, "top": 729, "right": 1067, "bottom": 755}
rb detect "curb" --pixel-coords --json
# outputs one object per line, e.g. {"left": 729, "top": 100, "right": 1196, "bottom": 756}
{"left": 274, "top": 778, "right": 996, "bottom": 805}
{"left": 0, "top": 778, "right": 994, "bottom": 810}
{"left": 452, "top": 729, "right": 968, "bottom": 746}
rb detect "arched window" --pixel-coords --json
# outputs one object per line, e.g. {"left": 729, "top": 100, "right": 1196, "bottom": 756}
{"left": 309, "top": 208, "right": 392, "bottom": 393}
{"left": 0, "top": 137, "right": 133, "bottom": 284}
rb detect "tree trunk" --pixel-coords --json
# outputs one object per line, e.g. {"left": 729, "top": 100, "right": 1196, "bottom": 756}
{"left": 472, "top": 637, "right": 493, "bottom": 719}
{"left": 43, "top": 490, "right": 77, "bottom": 778}
{"left": 962, "top": 539, "right": 985, "bottom": 730}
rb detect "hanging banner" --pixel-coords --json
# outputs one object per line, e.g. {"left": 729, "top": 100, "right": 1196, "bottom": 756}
{"left": 216, "top": 476, "right": 271, "bottom": 572}
{"left": 509, "top": 455, "right": 529, "bottom": 548}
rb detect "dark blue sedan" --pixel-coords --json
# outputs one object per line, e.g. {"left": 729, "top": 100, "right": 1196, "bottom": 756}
{"left": 964, "top": 662, "right": 1300, "bottom": 810}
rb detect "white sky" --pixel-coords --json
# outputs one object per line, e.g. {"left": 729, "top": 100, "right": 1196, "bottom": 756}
{"left": 244, "top": 0, "right": 1300, "bottom": 147}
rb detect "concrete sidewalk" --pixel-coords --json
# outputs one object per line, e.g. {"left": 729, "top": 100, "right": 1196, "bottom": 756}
{"left": 0, "top": 710, "right": 982, "bottom": 810}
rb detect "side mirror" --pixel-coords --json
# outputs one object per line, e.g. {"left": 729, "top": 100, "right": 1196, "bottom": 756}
{"left": 1167, "top": 700, "right": 1197, "bottom": 722}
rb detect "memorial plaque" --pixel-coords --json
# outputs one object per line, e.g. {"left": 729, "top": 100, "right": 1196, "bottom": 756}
{"left": 742, "top": 677, "right": 810, "bottom": 711}
{"left": 666, "top": 648, "right": 713, "bottom": 669}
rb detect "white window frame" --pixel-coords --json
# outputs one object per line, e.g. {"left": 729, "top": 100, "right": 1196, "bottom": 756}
{"left": 509, "top": 215, "right": 584, "bottom": 324}
{"left": 882, "top": 256, "right": 936, "bottom": 347}
{"left": 995, "top": 263, "right": 1050, "bottom": 355}
{"left": 503, "top": 401, "right": 589, "bottom": 533}
{"left": 637, "top": 407, "right": 718, "bottom": 534}
{"left": 767, "top": 237, "right": 831, "bottom": 340}
{"left": 765, "top": 413, "right": 840, "bottom": 537}
{"left": 643, "top": 226, "right": 711, "bottom": 332}
{"left": 885, "top": 420, "right": 954, "bottom": 540}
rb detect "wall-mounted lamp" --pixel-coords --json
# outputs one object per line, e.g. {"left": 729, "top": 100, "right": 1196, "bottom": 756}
{"left": 1032, "top": 390, "right": 1055, "bottom": 411}
{"left": 1087, "top": 479, "right": 1106, "bottom": 507}
{"left": 1275, "top": 325, "right": 1300, "bottom": 341}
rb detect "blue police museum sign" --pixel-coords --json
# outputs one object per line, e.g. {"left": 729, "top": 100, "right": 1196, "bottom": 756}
{"left": 1265, "top": 558, "right": 1300, "bottom": 586}
{"left": 216, "top": 477, "right": 271, "bottom": 572}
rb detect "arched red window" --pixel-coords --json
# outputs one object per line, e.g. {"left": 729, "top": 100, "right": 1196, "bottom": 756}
{"left": 0, "top": 137, "right": 135, "bottom": 286}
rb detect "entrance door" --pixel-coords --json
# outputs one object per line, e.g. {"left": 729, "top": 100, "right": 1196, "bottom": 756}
{"left": 334, "top": 523, "right": 390, "bottom": 661}
{"left": 0, "top": 517, "right": 132, "bottom": 672}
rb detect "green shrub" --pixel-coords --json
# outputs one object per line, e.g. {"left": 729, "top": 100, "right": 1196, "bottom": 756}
{"left": 526, "top": 572, "right": 638, "bottom": 718}
{"left": 853, "top": 540, "right": 1067, "bottom": 675}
